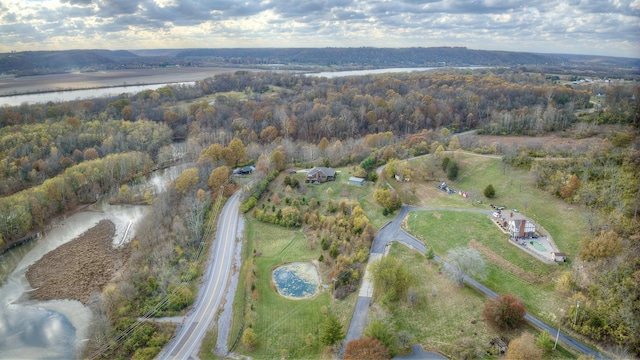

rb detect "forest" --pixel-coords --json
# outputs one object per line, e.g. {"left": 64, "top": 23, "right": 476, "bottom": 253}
{"left": 0, "top": 67, "right": 638, "bottom": 358}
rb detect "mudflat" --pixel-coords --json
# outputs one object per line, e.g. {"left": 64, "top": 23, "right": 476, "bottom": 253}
{"left": 0, "top": 67, "right": 245, "bottom": 96}
{"left": 25, "top": 219, "right": 131, "bottom": 304}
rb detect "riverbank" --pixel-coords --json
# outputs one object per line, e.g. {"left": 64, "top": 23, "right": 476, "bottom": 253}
{"left": 25, "top": 219, "right": 131, "bottom": 304}
{"left": 0, "top": 67, "right": 248, "bottom": 97}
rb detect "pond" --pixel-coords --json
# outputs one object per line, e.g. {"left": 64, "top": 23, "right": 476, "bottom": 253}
{"left": 272, "top": 262, "right": 320, "bottom": 299}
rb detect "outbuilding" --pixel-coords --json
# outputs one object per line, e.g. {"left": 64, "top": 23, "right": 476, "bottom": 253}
{"left": 553, "top": 252, "right": 567, "bottom": 262}
{"left": 348, "top": 177, "right": 365, "bottom": 186}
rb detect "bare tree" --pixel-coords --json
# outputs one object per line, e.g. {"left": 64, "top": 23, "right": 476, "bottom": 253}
{"left": 443, "top": 247, "right": 487, "bottom": 286}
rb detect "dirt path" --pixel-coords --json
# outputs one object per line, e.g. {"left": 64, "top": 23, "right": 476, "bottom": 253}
{"left": 25, "top": 219, "right": 130, "bottom": 304}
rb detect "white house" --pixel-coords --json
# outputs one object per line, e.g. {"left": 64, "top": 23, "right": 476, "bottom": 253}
{"left": 508, "top": 219, "right": 536, "bottom": 239}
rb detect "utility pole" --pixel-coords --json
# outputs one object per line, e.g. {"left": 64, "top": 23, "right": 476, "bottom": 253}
{"left": 574, "top": 300, "right": 580, "bottom": 326}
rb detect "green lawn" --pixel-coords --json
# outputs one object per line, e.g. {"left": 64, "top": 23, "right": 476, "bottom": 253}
{"left": 375, "top": 244, "right": 576, "bottom": 359}
{"left": 230, "top": 219, "right": 355, "bottom": 359}
{"left": 401, "top": 153, "right": 594, "bottom": 324}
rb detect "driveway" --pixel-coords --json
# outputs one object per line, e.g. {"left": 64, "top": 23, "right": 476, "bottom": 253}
{"left": 342, "top": 205, "right": 608, "bottom": 359}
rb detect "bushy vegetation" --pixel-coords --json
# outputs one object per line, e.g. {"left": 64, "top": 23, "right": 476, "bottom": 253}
{"left": 483, "top": 295, "right": 527, "bottom": 330}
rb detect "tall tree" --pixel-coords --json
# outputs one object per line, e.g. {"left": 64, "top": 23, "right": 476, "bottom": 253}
{"left": 225, "top": 137, "right": 246, "bottom": 167}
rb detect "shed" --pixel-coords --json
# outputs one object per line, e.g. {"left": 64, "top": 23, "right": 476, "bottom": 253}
{"left": 348, "top": 177, "right": 365, "bottom": 186}
{"left": 553, "top": 252, "right": 567, "bottom": 262}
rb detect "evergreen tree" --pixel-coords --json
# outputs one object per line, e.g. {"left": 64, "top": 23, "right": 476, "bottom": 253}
{"left": 320, "top": 313, "right": 345, "bottom": 346}
{"left": 484, "top": 184, "right": 496, "bottom": 198}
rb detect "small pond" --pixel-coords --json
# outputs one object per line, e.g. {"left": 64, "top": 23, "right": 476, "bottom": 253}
{"left": 272, "top": 262, "right": 320, "bottom": 299}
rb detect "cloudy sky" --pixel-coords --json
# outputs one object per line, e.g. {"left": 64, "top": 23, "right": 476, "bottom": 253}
{"left": 1, "top": 0, "right": 639, "bottom": 58}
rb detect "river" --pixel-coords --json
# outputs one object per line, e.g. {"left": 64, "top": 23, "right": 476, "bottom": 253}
{"left": 0, "top": 66, "right": 488, "bottom": 106}
{"left": 0, "top": 144, "right": 190, "bottom": 359}
{"left": 0, "top": 82, "right": 195, "bottom": 107}
{"left": 311, "top": 66, "right": 486, "bottom": 78}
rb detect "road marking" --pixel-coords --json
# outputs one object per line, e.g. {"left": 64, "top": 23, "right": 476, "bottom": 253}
{"left": 171, "top": 196, "right": 237, "bottom": 359}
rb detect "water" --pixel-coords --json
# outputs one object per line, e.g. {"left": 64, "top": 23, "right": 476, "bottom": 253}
{"left": 0, "top": 145, "right": 187, "bottom": 359}
{"left": 310, "top": 66, "right": 486, "bottom": 79}
{"left": 272, "top": 262, "right": 320, "bottom": 299}
{"left": 0, "top": 82, "right": 194, "bottom": 106}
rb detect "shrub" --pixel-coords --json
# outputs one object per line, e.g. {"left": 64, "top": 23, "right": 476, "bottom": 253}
{"left": 536, "top": 330, "right": 554, "bottom": 352}
{"left": 344, "top": 338, "right": 391, "bottom": 360}
{"left": 484, "top": 184, "right": 496, "bottom": 198}
{"left": 506, "top": 333, "right": 543, "bottom": 360}
{"left": 483, "top": 294, "right": 526, "bottom": 330}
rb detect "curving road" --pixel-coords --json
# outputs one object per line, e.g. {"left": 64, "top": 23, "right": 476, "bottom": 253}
{"left": 159, "top": 192, "right": 241, "bottom": 360}
{"left": 343, "top": 205, "right": 608, "bottom": 359}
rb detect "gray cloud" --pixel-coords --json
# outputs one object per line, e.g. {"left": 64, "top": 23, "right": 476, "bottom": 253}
{"left": 0, "top": 0, "right": 637, "bottom": 58}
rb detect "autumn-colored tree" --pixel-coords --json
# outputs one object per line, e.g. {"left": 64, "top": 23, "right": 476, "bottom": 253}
{"left": 260, "top": 125, "right": 279, "bottom": 144}
{"left": 163, "top": 110, "right": 180, "bottom": 125}
{"left": 224, "top": 137, "right": 246, "bottom": 167}
{"left": 241, "top": 327, "right": 258, "bottom": 350}
{"left": 202, "top": 143, "right": 225, "bottom": 163}
{"left": 175, "top": 167, "right": 200, "bottom": 195}
{"left": 579, "top": 230, "right": 623, "bottom": 261}
{"left": 506, "top": 333, "right": 543, "bottom": 360}
{"left": 270, "top": 149, "right": 285, "bottom": 172}
{"left": 208, "top": 166, "right": 230, "bottom": 192}
{"left": 448, "top": 135, "right": 460, "bottom": 150}
{"left": 344, "top": 338, "right": 391, "bottom": 360}
{"left": 318, "top": 137, "right": 330, "bottom": 153}
{"left": 560, "top": 174, "right": 581, "bottom": 199}
{"left": 483, "top": 294, "right": 526, "bottom": 330}
{"left": 84, "top": 147, "right": 99, "bottom": 161}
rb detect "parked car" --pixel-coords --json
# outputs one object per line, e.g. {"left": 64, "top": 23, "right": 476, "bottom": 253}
{"left": 493, "top": 212, "right": 500, "bottom": 217}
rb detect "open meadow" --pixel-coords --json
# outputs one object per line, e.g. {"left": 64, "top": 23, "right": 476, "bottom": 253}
{"left": 374, "top": 243, "right": 576, "bottom": 359}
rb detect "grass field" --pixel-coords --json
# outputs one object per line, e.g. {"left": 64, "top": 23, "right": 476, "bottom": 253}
{"left": 230, "top": 219, "right": 356, "bottom": 358}
{"left": 404, "top": 153, "right": 590, "bottom": 258}
{"left": 229, "top": 152, "right": 591, "bottom": 356}
{"left": 374, "top": 243, "right": 576, "bottom": 359}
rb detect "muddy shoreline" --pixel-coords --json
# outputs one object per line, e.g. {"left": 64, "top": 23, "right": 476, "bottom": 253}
{"left": 25, "top": 219, "right": 131, "bottom": 304}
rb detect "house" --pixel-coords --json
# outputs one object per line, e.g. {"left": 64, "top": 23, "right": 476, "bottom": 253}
{"left": 306, "top": 167, "right": 336, "bottom": 183}
{"left": 553, "top": 252, "right": 567, "bottom": 262}
{"left": 508, "top": 218, "right": 536, "bottom": 239}
{"left": 348, "top": 177, "right": 365, "bottom": 186}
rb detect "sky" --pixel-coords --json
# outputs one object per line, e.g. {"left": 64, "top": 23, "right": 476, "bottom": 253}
{"left": 1, "top": 0, "right": 639, "bottom": 58}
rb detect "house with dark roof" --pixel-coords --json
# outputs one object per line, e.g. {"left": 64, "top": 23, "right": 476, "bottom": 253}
{"left": 508, "top": 218, "right": 536, "bottom": 239}
{"left": 306, "top": 167, "right": 336, "bottom": 183}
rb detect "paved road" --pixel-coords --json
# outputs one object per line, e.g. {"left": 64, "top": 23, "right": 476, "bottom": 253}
{"left": 159, "top": 192, "right": 241, "bottom": 360}
{"left": 343, "top": 205, "right": 608, "bottom": 359}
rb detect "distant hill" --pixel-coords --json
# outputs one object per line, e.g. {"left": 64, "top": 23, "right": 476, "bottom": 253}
{"left": 173, "top": 47, "right": 559, "bottom": 67}
{"left": 0, "top": 47, "right": 637, "bottom": 76}
{"left": 0, "top": 50, "right": 138, "bottom": 76}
